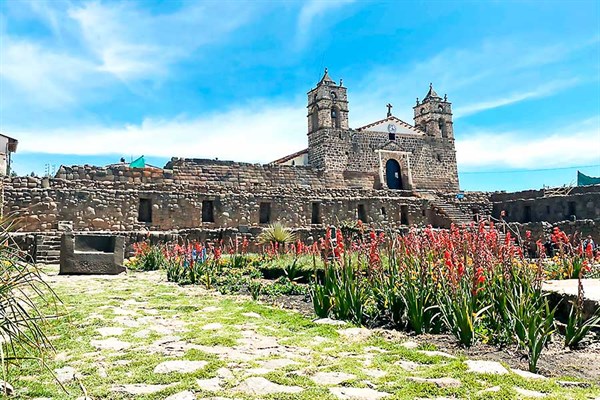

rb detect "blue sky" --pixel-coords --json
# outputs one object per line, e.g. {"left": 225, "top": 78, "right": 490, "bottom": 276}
{"left": 1, "top": 0, "right": 599, "bottom": 191}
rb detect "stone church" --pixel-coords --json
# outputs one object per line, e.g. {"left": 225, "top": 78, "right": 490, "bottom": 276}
{"left": 273, "top": 69, "right": 460, "bottom": 192}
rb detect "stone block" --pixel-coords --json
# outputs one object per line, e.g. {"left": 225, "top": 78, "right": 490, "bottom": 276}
{"left": 59, "top": 234, "right": 125, "bottom": 275}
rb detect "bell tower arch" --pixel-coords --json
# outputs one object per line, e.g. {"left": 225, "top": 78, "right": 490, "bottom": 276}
{"left": 307, "top": 68, "right": 349, "bottom": 133}
{"left": 413, "top": 83, "right": 453, "bottom": 138}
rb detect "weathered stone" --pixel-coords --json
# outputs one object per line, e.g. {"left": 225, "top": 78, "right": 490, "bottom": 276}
{"left": 514, "top": 387, "right": 547, "bottom": 398}
{"left": 96, "top": 326, "right": 124, "bottom": 337}
{"left": 232, "top": 377, "right": 303, "bottom": 395}
{"left": 465, "top": 360, "right": 509, "bottom": 375}
{"left": 111, "top": 383, "right": 174, "bottom": 395}
{"left": 54, "top": 366, "right": 80, "bottom": 384}
{"left": 314, "top": 318, "right": 346, "bottom": 326}
{"left": 165, "top": 391, "right": 196, "bottom": 400}
{"left": 408, "top": 376, "right": 461, "bottom": 388}
{"left": 511, "top": 368, "right": 547, "bottom": 380}
{"left": 197, "top": 377, "right": 222, "bottom": 392}
{"left": 90, "top": 338, "right": 130, "bottom": 351}
{"left": 329, "top": 386, "right": 390, "bottom": 399}
{"left": 311, "top": 371, "right": 356, "bottom": 385}
{"left": 154, "top": 360, "right": 209, "bottom": 374}
{"left": 0, "top": 380, "right": 14, "bottom": 396}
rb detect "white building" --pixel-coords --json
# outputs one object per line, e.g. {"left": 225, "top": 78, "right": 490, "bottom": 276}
{"left": 0, "top": 134, "right": 18, "bottom": 176}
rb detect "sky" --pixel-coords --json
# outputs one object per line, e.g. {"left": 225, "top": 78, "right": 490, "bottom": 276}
{"left": 0, "top": 0, "right": 599, "bottom": 192}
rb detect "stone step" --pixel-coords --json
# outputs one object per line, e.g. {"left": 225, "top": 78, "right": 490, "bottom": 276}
{"left": 38, "top": 250, "right": 60, "bottom": 257}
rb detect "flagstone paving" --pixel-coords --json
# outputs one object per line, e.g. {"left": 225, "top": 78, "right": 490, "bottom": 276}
{"left": 6, "top": 268, "right": 600, "bottom": 399}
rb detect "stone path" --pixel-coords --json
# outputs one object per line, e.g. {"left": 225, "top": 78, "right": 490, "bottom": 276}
{"left": 9, "top": 269, "right": 598, "bottom": 400}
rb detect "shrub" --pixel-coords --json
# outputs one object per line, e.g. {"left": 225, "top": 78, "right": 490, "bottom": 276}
{"left": 0, "top": 226, "right": 60, "bottom": 386}
{"left": 257, "top": 223, "right": 296, "bottom": 248}
{"left": 127, "top": 242, "right": 166, "bottom": 271}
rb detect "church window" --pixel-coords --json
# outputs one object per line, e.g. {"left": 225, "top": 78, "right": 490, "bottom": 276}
{"left": 330, "top": 91, "right": 337, "bottom": 98}
{"left": 420, "top": 108, "right": 425, "bottom": 114}
{"left": 438, "top": 105, "right": 443, "bottom": 112}
{"left": 331, "top": 106, "right": 341, "bottom": 128}
{"left": 311, "top": 107, "right": 319, "bottom": 132}
{"left": 389, "top": 132, "right": 396, "bottom": 140}
{"left": 438, "top": 118, "right": 447, "bottom": 138}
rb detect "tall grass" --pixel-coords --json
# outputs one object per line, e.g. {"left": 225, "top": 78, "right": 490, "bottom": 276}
{"left": 0, "top": 222, "right": 61, "bottom": 392}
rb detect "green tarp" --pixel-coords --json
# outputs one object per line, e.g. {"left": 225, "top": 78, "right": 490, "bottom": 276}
{"left": 577, "top": 171, "right": 600, "bottom": 186}
{"left": 129, "top": 155, "right": 145, "bottom": 168}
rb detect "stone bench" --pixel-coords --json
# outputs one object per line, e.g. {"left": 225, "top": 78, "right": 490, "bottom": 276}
{"left": 59, "top": 234, "right": 125, "bottom": 275}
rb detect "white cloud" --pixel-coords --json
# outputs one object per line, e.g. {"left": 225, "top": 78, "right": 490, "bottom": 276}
{"left": 68, "top": 1, "right": 256, "bottom": 81}
{"left": 296, "top": 0, "right": 355, "bottom": 48}
{"left": 0, "top": 36, "right": 98, "bottom": 106}
{"left": 456, "top": 118, "right": 600, "bottom": 170}
{"left": 453, "top": 78, "right": 581, "bottom": 118}
{"left": 12, "top": 103, "right": 308, "bottom": 163}
{"left": 0, "top": 1, "right": 258, "bottom": 107}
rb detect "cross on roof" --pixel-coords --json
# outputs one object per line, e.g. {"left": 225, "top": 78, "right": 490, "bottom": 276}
{"left": 386, "top": 103, "right": 393, "bottom": 117}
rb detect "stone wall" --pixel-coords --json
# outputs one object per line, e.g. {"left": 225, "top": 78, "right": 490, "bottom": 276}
{"left": 2, "top": 174, "right": 431, "bottom": 233}
{"left": 490, "top": 186, "right": 600, "bottom": 224}
{"left": 308, "top": 128, "right": 459, "bottom": 191}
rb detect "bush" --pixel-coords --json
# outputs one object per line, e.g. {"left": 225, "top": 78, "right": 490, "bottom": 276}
{"left": 257, "top": 223, "right": 296, "bottom": 248}
{"left": 0, "top": 226, "right": 60, "bottom": 384}
{"left": 127, "top": 242, "right": 166, "bottom": 271}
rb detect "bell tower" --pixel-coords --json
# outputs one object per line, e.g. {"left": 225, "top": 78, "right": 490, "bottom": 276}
{"left": 413, "top": 83, "right": 453, "bottom": 138}
{"left": 307, "top": 68, "right": 349, "bottom": 133}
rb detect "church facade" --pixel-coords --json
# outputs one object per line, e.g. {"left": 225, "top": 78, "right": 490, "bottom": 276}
{"left": 273, "top": 69, "right": 460, "bottom": 192}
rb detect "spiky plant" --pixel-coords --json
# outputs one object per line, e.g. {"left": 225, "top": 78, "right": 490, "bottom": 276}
{"left": 0, "top": 222, "right": 61, "bottom": 392}
{"left": 257, "top": 223, "right": 296, "bottom": 247}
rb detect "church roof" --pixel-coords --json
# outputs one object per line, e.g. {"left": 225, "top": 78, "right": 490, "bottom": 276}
{"left": 270, "top": 148, "right": 308, "bottom": 165}
{"left": 423, "top": 83, "right": 441, "bottom": 100}
{"left": 356, "top": 116, "right": 423, "bottom": 134}
{"left": 318, "top": 68, "right": 336, "bottom": 85}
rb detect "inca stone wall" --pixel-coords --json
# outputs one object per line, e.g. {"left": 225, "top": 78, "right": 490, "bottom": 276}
{"left": 2, "top": 164, "right": 430, "bottom": 233}
{"left": 490, "top": 186, "right": 600, "bottom": 224}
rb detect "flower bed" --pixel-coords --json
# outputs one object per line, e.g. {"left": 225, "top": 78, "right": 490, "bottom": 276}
{"left": 127, "top": 223, "right": 600, "bottom": 372}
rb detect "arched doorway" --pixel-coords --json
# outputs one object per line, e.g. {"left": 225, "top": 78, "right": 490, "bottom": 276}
{"left": 385, "top": 159, "right": 403, "bottom": 190}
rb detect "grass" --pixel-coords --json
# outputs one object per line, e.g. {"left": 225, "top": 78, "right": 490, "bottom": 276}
{"left": 5, "top": 266, "right": 600, "bottom": 400}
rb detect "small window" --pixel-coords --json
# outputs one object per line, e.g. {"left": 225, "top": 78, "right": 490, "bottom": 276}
{"left": 436, "top": 154, "right": 442, "bottom": 162}
{"left": 381, "top": 207, "right": 386, "bottom": 216}
{"left": 546, "top": 205, "right": 551, "bottom": 215}
{"left": 389, "top": 132, "right": 396, "bottom": 140}
{"left": 202, "top": 200, "right": 215, "bottom": 223}
{"left": 400, "top": 205, "right": 409, "bottom": 225}
{"left": 311, "top": 202, "right": 322, "bottom": 224}
{"left": 523, "top": 205, "right": 532, "bottom": 223}
{"left": 138, "top": 198, "right": 152, "bottom": 223}
{"left": 357, "top": 204, "right": 367, "bottom": 223}
{"left": 259, "top": 202, "right": 271, "bottom": 224}
{"left": 330, "top": 91, "right": 337, "bottom": 98}
{"left": 568, "top": 201, "right": 576, "bottom": 218}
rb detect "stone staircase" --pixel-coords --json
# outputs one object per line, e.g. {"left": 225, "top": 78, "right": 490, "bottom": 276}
{"left": 35, "top": 234, "right": 61, "bottom": 264}
{"left": 429, "top": 199, "right": 473, "bottom": 226}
